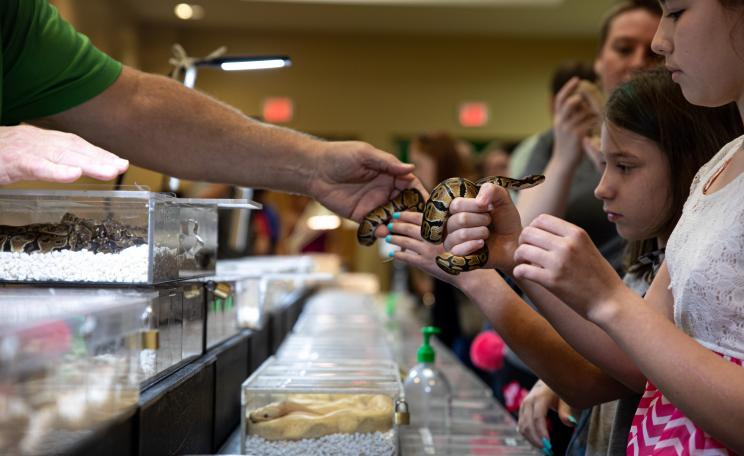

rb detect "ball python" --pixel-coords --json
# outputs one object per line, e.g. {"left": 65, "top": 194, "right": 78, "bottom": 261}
{"left": 356, "top": 188, "right": 426, "bottom": 247}
{"left": 248, "top": 394, "right": 393, "bottom": 441}
{"left": 357, "top": 174, "right": 545, "bottom": 275}
{"left": 0, "top": 213, "right": 147, "bottom": 254}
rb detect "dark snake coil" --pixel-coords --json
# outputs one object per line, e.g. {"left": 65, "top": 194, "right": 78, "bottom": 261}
{"left": 357, "top": 174, "right": 545, "bottom": 275}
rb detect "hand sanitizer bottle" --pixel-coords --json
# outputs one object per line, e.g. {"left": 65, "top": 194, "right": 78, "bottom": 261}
{"left": 403, "top": 326, "right": 452, "bottom": 429}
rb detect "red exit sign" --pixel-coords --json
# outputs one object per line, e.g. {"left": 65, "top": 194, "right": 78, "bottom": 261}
{"left": 263, "top": 97, "right": 294, "bottom": 123}
{"left": 458, "top": 101, "right": 489, "bottom": 127}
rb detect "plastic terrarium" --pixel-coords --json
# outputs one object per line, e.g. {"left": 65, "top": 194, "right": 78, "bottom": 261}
{"left": 0, "top": 288, "right": 154, "bottom": 455}
{"left": 134, "top": 282, "right": 208, "bottom": 387}
{"left": 399, "top": 429, "right": 540, "bottom": 456}
{"left": 200, "top": 274, "right": 262, "bottom": 349}
{"left": 276, "top": 335, "right": 395, "bottom": 362}
{"left": 292, "top": 313, "right": 386, "bottom": 337}
{"left": 217, "top": 258, "right": 335, "bottom": 313}
{"left": 0, "top": 189, "right": 258, "bottom": 284}
{"left": 217, "top": 255, "right": 316, "bottom": 275}
{"left": 241, "top": 357, "right": 407, "bottom": 455}
{"left": 301, "top": 289, "right": 380, "bottom": 316}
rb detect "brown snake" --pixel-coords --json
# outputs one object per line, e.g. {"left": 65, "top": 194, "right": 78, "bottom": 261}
{"left": 0, "top": 213, "right": 146, "bottom": 254}
{"left": 356, "top": 174, "right": 545, "bottom": 275}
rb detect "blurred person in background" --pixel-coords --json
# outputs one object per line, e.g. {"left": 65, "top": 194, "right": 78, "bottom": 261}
{"left": 509, "top": 61, "right": 598, "bottom": 179}
{"left": 407, "top": 132, "right": 484, "bottom": 362}
{"left": 478, "top": 140, "right": 511, "bottom": 178}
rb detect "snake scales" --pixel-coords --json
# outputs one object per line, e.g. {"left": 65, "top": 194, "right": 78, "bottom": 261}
{"left": 356, "top": 174, "right": 545, "bottom": 275}
{"left": 0, "top": 213, "right": 147, "bottom": 254}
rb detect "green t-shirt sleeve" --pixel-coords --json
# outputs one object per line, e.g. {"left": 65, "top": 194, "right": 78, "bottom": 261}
{"left": 1, "top": 0, "right": 123, "bottom": 125}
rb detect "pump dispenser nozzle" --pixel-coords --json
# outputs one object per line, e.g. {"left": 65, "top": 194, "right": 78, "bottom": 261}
{"left": 417, "top": 326, "right": 440, "bottom": 363}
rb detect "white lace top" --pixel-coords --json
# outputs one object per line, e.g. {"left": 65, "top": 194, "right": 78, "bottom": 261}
{"left": 666, "top": 135, "right": 744, "bottom": 360}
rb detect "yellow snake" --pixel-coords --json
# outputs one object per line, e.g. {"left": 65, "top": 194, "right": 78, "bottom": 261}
{"left": 357, "top": 174, "right": 545, "bottom": 275}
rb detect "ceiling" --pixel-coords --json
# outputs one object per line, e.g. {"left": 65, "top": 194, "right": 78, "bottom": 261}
{"left": 120, "top": 0, "right": 619, "bottom": 37}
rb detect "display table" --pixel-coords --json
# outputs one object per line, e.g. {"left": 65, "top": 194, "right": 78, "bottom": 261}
{"left": 220, "top": 291, "right": 539, "bottom": 456}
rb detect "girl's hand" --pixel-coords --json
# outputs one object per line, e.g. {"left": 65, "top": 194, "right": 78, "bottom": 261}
{"left": 518, "top": 380, "right": 558, "bottom": 451}
{"left": 518, "top": 381, "right": 579, "bottom": 453}
{"left": 381, "top": 211, "right": 460, "bottom": 285}
{"left": 443, "top": 183, "right": 523, "bottom": 274}
{"left": 513, "top": 214, "right": 625, "bottom": 320}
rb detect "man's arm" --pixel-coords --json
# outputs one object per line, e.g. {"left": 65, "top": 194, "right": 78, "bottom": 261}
{"left": 32, "top": 66, "right": 418, "bottom": 221}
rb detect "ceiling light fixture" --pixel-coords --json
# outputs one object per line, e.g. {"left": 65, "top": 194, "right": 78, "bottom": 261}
{"left": 220, "top": 58, "right": 289, "bottom": 71}
{"left": 174, "top": 3, "right": 205, "bottom": 20}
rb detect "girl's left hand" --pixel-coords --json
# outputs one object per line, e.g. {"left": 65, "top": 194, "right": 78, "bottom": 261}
{"left": 513, "top": 214, "right": 625, "bottom": 320}
{"left": 379, "top": 211, "right": 461, "bottom": 286}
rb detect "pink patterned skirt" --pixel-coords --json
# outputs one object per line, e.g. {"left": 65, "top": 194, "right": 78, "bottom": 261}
{"left": 627, "top": 353, "right": 742, "bottom": 456}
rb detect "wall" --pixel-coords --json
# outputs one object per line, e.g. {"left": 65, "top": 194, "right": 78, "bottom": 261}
{"left": 135, "top": 25, "right": 598, "bottom": 152}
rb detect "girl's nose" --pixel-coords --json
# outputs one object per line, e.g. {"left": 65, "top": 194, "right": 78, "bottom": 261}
{"left": 651, "top": 20, "right": 673, "bottom": 57}
{"left": 594, "top": 171, "right": 614, "bottom": 201}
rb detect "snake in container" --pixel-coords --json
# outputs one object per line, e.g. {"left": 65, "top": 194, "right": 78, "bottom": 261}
{"left": 356, "top": 174, "right": 545, "bottom": 275}
{"left": 0, "top": 213, "right": 147, "bottom": 254}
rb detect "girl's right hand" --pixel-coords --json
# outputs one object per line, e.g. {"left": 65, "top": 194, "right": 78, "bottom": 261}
{"left": 443, "top": 183, "right": 523, "bottom": 274}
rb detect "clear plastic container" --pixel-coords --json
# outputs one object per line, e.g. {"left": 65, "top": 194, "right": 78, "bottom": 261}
{"left": 217, "top": 257, "right": 335, "bottom": 313}
{"left": 292, "top": 313, "right": 386, "bottom": 337}
{"left": 0, "top": 288, "right": 153, "bottom": 455}
{"left": 276, "top": 335, "right": 395, "bottom": 362}
{"left": 400, "top": 429, "right": 539, "bottom": 455}
{"left": 200, "top": 274, "right": 261, "bottom": 348}
{"left": 241, "top": 357, "right": 407, "bottom": 455}
{"left": 218, "top": 255, "right": 316, "bottom": 275}
{"left": 129, "top": 283, "right": 205, "bottom": 387}
{"left": 0, "top": 189, "right": 258, "bottom": 284}
{"left": 301, "top": 289, "right": 379, "bottom": 316}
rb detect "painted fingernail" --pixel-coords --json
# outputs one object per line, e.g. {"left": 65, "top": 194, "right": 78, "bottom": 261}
{"left": 385, "top": 235, "right": 392, "bottom": 243}
{"left": 387, "top": 251, "right": 394, "bottom": 258}
{"left": 393, "top": 212, "right": 401, "bottom": 219}
{"left": 542, "top": 448, "right": 553, "bottom": 456}
{"left": 387, "top": 223, "right": 394, "bottom": 231}
{"left": 568, "top": 415, "right": 577, "bottom": 425}
{"left": 542, "top": 438, "right": 552, "bottom": 451}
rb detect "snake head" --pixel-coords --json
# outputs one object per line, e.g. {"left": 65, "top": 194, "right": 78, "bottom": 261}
{"left": 249, "top": 403, "right": 284, "bottom": 423}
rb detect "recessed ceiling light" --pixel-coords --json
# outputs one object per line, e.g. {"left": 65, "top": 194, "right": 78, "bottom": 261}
{"left": 174, "top": 3, "right": 204, "bottom": 20}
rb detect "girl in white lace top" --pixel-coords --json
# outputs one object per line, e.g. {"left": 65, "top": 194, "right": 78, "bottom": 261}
{"left": 441, "top": 1, "right": 744, "bottom": 453}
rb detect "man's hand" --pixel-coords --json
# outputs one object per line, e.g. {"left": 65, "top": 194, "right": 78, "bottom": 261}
{"left": 0, "top": 125, "right": 128, "bottom": 184}
{"left": 309, "top": 141, "right": 422, "bottom": 222}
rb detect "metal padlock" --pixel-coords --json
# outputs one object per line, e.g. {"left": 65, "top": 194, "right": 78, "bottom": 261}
{"left": 141, "top": 329, "right": 160, "bottom": 350}
{"left": 394, "top": 398, "right": 410, "bottom": 425}
{"left": 214, "top": 282, "right": 232, "bottom": 299}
